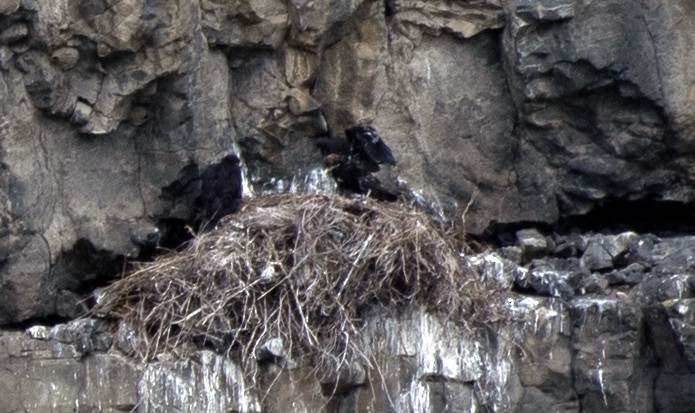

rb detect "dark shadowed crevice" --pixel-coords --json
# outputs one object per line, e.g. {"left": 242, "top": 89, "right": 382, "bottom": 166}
{"left": 155, "top": 162, "right": 201, "bottom": 251}
{"left": 482, "top": 198, "right": 695, "bottom": 247}
{"left": 384, "top": 0, "right": 395, "bottom": 20}
{"left": 53, "top": 238, "right": 127, "bottom": 295}
{"left": 556, "top": 198, "right": 695, "bottom": 236}
{"left": 2, "top": 314, "right": 74, "bottom": 329}
{"left": 0, "top": 239, "right": 129, "bottom": 327}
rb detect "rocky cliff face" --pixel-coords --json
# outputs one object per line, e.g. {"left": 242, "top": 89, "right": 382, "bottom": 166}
{"left": 5, "top": 232, "right": 695, "bottom": 412}
{"left": 2, "top": 0, "right": 695, "bottom": 411}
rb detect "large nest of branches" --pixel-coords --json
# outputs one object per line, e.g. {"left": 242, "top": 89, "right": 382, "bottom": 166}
{"left": 93, "top": 193, "right": 503, "bottom": 365}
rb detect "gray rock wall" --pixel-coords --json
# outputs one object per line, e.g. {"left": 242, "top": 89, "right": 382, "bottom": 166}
{"left": 3, "top": 0, "right": 695, "bottom": 411}
{"left": 3, "top": 0, "right": 695, "bottom": 322}
{"left": 6, "top": 231, "right": 695, "bottom": 412}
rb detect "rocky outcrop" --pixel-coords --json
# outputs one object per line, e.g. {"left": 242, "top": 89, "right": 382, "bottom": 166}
{"left": 6, "top": 231, "right": 695, "bottom": 412}
{"left": 2, "top": 0, "right": 695, "bottom": 322}
{"left": 504, "top": 0, "right": 676, "bottom": 220}
{"left": 4, "top": 0, "right": 695, "bottom": 410}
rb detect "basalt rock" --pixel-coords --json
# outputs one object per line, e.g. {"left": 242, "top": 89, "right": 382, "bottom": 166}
{"left": 3, "top": 0, "right": 695, "bottom": 410}
{"left": 502, "top": 0, "right": 695, "bottom": 221}
{"left": 4, "top": 232, "right": 695, "bottom": 412}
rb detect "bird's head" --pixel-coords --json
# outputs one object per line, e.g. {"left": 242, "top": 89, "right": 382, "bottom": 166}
{"left": 346, "top": 124, "right": 378, "bottom": 143}
{"left": 221, "top": 153, "right": 240, "bottom": 164}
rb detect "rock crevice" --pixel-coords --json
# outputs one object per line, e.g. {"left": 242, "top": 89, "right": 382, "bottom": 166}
{"left": 2, "top": 0, "right": 695, "bottom": 411}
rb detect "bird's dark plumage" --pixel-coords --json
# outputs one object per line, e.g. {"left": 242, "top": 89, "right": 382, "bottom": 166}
{"left": 198, "top": 153, "right": 242, "bottom": 230}
{"left": 315, "top": 136, "right": 351, "bottom": 157}
{"left": 345, "top": 125, "right": 397, "bottom": 167}
{"left": 324, "top": 153, "right": 398, "bottom": 202}
{"left": 324, "top": 154, "right": 365, "bottom": 193}
{"left": 316, "top": 124, "right": 398, "bottom": 202}
{"left": 356, "top": 175, "right": 398, "bottom": 202}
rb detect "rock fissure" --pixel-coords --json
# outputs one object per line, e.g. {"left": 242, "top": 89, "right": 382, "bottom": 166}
{"left": 635, "top": 6, "right": 665, "bottom": 105}
{"left": 3, "top": 0, "right": 695, "bottom": 411}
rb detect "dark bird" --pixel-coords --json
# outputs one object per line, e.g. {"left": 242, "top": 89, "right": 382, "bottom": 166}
{"left": 324, "top": 154, "right": 398, "bottom": 202}
{"left": 324, "top": 153, "right": 366, "bottom": 194}
{"left": 198, "top": 153, "right": 242, "bottom": 230}
{"left": 315, "top": 124, "right": 399, "bottom": 201}
{"left": 315, "top": 135, "right": 351, "bottom": 157}
{"left": 129, "top": 224, "right": 161, "bottom": 260}
{"left": 316, "top": 125, "right": 398, "bottom": 202}
{"left": 317, "top": 125, "right": 396, "bottom": 171}
{"left": 357, "top": 174, "right": 399, "bottom": 202}
{"left": 345, "top": 125, "right": 397, "bottom": 168}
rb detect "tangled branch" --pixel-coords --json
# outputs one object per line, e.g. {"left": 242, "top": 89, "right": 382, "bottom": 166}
{"left": 93, "top": 193, "right": 504, "bottom": 368}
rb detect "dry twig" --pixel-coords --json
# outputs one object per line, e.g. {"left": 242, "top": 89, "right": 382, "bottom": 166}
{"left": 92, "top": 193, "right": 504, "bottom": 367}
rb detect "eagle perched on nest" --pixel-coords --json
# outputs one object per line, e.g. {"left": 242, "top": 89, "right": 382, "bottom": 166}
{"left": 197, "top": 153, "right": 242, "bottom": 230}
{"left": 316, "top": 125, "right": 398, "bottom": 202}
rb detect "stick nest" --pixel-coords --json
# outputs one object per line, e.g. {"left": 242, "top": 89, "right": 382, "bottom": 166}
{"left": 93, "top": 193, "right": 503, "bottom": 365}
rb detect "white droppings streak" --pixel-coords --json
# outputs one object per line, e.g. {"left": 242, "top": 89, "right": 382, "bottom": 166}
{"left": 675, "top": 275, "right": 686, "bottom": 298}
{"left": 230, "top": 142, "right": 255, "bottom": 199}
{"left": 675, "top": 301, "right": 689, "bottom": 316}
{"left": 140, "top": 351, "right": 260, "bottom": 412}
{"left": 572, "top": 298, "right": 619, "bottom": 310}
{"left": 425, "top": 58, "right": 431, "bottom": 82}
{"left": 410, "top": 380, "right": 431, "bottom": 413}
{"left": 260, "top": 168, "right": 337, "bottom": 196}
{"left": 596, "top": 369, "right": 608, "bottom": 406}
{"left": 289, "top": 168, "right": 336, "bottom": 194}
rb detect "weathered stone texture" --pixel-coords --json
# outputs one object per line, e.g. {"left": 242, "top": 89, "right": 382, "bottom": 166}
{"left": 2, "top": 0, "right": 695, "bottom": 322}
{"left": 3, "top": 0, "right": 695, "bottom": 410}
{"left": 0, "top": 326, "right": 140, "bottom": 412}
{"left": 140, "top": 352, "right": 261, "bottom": 413}
{"left": 5, "top": 230, "right": 695, "bottom": 413}
{"left": 201, "top": 0, "right": 289, "bottom": 49}
{"left": 502, "top": 0, "right": 695, "bottom": 217}
{"left": 393, "top": 0, "right": 505, "bottom": 39}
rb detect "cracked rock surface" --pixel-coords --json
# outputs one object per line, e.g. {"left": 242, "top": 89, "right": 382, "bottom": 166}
{"left": 2, "top": 0, "right": 695, "bottom": 322}
{"left": 3, "top": 0, "right": 695, "bottom": 410}
{"left": 3, "top": 231, "right": 695, "bottom": 412}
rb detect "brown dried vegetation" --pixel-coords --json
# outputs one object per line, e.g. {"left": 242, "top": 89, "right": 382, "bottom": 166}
{"left": 93, "top": 193, "right": 504, "bottom": 367}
